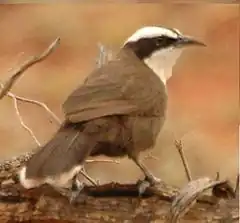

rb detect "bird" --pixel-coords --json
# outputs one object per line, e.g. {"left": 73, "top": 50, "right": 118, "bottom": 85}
{"left": 19, "top": 26, "right": 205, "bottom": 199}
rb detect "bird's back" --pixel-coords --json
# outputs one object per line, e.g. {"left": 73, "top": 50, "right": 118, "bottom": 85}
{"left": 63, "top": 48, "right": 168, "bottom": 122}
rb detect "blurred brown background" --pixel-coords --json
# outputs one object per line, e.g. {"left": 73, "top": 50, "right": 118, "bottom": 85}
{"left": 0, "top": 4, "right": 238, "bottom": 187}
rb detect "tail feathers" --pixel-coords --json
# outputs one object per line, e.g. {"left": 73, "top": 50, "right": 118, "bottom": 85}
{"left": 19, "top": 166, "right": 43, "bottom": 189}
{"left": 20, "top": 124, "right": 95, "bottom": 188}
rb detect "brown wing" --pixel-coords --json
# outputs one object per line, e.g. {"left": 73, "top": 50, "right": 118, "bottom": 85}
{"left": 62, "top": 60, "right": 140, "bottom": 123}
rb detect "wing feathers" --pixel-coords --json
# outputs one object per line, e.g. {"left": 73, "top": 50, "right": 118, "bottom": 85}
{"left": 66, "top": 100, "right": 137, "bottom": 123}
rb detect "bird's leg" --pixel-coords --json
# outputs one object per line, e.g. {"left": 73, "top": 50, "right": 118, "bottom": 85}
{"left": 69, "top": 165, "right": 101, "bottom": 204}
{"left": 79, "top": 166, "right": 99, "bottom": 186}
{"left": 51, "top": 172, "right": 87, "bottom": 204}
{"left": 130, "top": 155, "right": 161, "bottom": 195}
{"left": 69, "top": 174, "right": 85, "bottom": 204}
{"left": 131, "top": 155, "right": 161, "bottom": 185}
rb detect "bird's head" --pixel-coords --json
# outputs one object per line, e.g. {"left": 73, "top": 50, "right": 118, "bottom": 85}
{"left": 123, "top": 26, "right": 205, "bottom": 84}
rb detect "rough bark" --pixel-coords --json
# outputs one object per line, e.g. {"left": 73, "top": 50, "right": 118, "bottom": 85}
{"left": 0, "top": 179, "right": 239, "bottom": 223}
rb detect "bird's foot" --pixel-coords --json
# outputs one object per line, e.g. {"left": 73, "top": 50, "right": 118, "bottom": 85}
{"left": 80, "top": 167, "right": 99, "bottom": 186}
{"left": 137, "top": 175, "right": 162, "bottom": 196}
{"left": 69, "top": 178, "right": 85, "bottom": 204}
{"left": 145, "top": 174, "right": 162, "bottom": 186}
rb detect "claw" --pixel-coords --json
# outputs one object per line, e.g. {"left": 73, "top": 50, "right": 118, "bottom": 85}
{"left": 137, "top": 179, "right": 151, "bottom": 196}
{"left": 145, "top": 175, "right": 162, "bottom": 186}
{"left": 137, "top": 175, "right": 162, "bottom": 196}
{"left": 69, "top": 177, "right": 85, "bottom": 204}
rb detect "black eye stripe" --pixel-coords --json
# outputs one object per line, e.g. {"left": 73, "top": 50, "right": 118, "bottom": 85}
{"left": 154, "top": 36, "right": 177, "bottom": 47}
{"left": 124, "top": 36, "right": 178, "bottom": 60}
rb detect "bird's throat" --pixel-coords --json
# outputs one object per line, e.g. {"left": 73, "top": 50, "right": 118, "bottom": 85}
{"left": 143, "top": 48, "right": 182, "bottom": 85}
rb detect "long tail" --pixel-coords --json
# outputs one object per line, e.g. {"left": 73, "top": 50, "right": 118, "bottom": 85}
{"left": 19, "top": 122, "right": 95, "bottom": 189}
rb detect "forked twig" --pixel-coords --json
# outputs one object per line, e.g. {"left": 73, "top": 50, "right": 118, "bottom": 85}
{"left": 12, "top": 96, "right": 41, "bottom": 146}
{"left": 0, "top": 82, "right": 61, "bottom": 145}
{"left": 175, "top": 140, "right": 192, "bottom": 182}
{"left": 0, "top": 37, "right": 61, "bottom": 143}
{"left": 1, "top": 86, "right": 61, "bottom": 125}
{"left": 0, "top": 37, "right": 60, "bottom": 100}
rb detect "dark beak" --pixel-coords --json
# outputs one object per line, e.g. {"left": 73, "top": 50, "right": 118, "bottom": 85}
{"left": 176, "top": 36, "right": 206, "bottom": 47}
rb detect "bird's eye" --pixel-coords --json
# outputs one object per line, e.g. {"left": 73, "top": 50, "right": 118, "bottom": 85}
{"left": 155, "top": 37, "right": 163, "bottom": 46}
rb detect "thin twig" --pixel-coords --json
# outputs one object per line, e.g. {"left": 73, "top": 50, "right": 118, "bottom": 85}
{"left": 234, "top": 174, "right": 239, "bottom": 196}
{"left": 143, "top": 152, "right": 160, "bottom": 161}
{"left": 79, "top": 159, "right": 121, "bottom": 186}
{"left": 0, "top": 37, "right": 60, "bottom": 100}
{"left": 215, "top": 172, "right": 220, "bottom": 181}
{"left": 12, "top": 96, "right": 41, "bottom": 146}
{"left": 1, "top": 81, "right": 61, "bottom": 147}
{"left": 175, "top": 140, "right": 192, "bottom": 182}
{"left": 79, "top": 167, "right": 98, "bottom": 186}
{"left": 0, "top": 84, "right": 61, "bottom": 125}
{"left": 85, "top": 159, "right": 120, "bottom": 164}
{"left": 95, "top": 43, "right": 113, "bottom": 68}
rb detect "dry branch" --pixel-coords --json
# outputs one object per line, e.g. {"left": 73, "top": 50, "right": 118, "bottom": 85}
{"left": 175, "top": 140, "right": 193, "bottom": 182}
{"left": 0, "top": 180, "right": 238, "bottom": 223}
{"left": 0, "top": 37, "right": 60, "bottom": 100}
{"left": 168, "top": 177, "right": 236, "bottom": 223}
{"left": 13, "top": 96, "right": 41, "bottom": 146}
{"left": 0, "top": 82, "right": 61, "bottom": 125}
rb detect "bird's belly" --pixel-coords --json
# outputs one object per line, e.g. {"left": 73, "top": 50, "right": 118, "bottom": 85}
{"left": 90, "top": 142, "right": 128, "bottom": 157}
{"left": 125, "top": 116, "right": 165, "bottom": 150}
{"left": 88, "top": 114, "right": 165, "bottom": 158}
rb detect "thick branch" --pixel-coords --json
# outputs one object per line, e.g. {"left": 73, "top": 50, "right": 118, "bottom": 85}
{"left": 0, "top": 182, "right": 238, "bottom": 223}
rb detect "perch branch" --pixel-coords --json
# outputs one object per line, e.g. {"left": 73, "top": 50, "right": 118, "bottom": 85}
{"left": 0, "top": 37, "right": 60, "bottom": 100}
{"left": 0, "top": 180, "right": 238, "bottom": 222}
{"left": 168, "top": 177, "right": 236, "bottom": 222}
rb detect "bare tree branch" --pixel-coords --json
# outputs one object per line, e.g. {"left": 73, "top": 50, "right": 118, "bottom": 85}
{"left": 0, "top": 81, "right": 60, "bottom": 148}
{"left": 12, "top": 96, "right": 41, "bottom": 146}
{"left": 175, "top": 140, "right": 193, "bottom": 182}
{"left": 0, "top": 37, "right": 60, "bottom": 100}
{"left": 0, "top": 85, "right": 61, "bottom": 124}
{"left": 0, "top": 180, "right": 237, "bottom": 222}
{"left": 168, "top": 177, "right": 236, "bottom": 223}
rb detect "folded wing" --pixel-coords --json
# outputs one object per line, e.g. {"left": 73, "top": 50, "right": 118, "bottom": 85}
{"left": 62, "top": 61, "right": 139, "bottom": 123}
